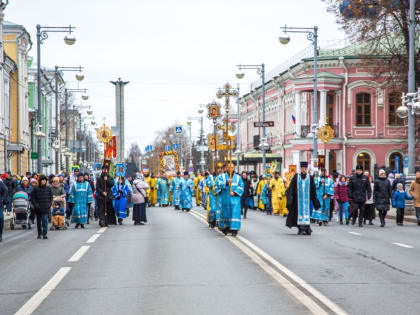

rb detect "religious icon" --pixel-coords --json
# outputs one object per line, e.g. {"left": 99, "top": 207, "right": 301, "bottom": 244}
{"left": 160, "top": 151, "right": 180, "bottom": 177}
{"left": 115, "top": 163, "right": 127, "bottom": 177}
{"left": 207, "top": 101, "right": 221, "bottom": 120}
{"left": 207, "top": 134, "right": 219, "bottom": 150}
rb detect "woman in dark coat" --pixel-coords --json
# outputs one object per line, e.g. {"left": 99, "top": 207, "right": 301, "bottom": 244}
{"left": 95, "top": 166, "right": 115, "bottom": 227}
{"left": 374, "top": 169, "right": 392, "bottom": 227}
{"left": 31, "top": 175, "right": 53, "bottom": 239}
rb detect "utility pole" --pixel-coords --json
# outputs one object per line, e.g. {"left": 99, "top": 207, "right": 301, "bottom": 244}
{"left": 110, "top": 78, "right": 129, "bottom": 162}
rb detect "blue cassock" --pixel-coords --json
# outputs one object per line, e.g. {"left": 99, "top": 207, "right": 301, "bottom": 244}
{"left": 170, "top": 177, "right": 182, "bottom": 206}
{"left": 180, "top": 178, "right": 194, "bottom": 210}
{"left": 206, "top": 175, "right": 217, "bottom": 223}
{"left": 68, "top": 181, "right": 93, "bottom": 224}
{"left": 311, "top": 176, "right": 334, "bottom": 222}
{"left": 216, "top": 172, "right": 244, "bottom": 231}
{"left": 158, "top": 178, "right": 170, "bottom": 205}
{"left": 156, "top": 178, "right": 161, "bottom": 204}
{"left": 199, "top": 178, "right": 206, "bottom": 208}
{"left": 112, "top": 183, "right": 130, "bottom": 219}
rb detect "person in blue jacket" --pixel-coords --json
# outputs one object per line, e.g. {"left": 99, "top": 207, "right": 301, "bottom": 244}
{"left": 392, "top": 183, "right": 413, "bottom": 226}
{"left": 112, "top": 176, "right": 130, "bottom": 225}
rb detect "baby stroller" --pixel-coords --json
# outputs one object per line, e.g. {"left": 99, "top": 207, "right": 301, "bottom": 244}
{"left": 10, "top": 191, "right": 31, "bottom": 230}
{"left": 51, "top": 197, "right": 67, "bottom": 230}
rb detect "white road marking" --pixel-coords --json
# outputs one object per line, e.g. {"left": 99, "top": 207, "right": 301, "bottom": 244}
{"left": 86, "top": 233, "right": 101, "bottom": 244}
{"left": 68, "top": 245, "right": 90, "bottom": 262}
{"left": 190, "top": 210, "right": 348, "bottom": 315}
{"left": 348, "top": 232, "right": 362, "bottom": 236}
{"left": 97, "top": 227, "right": 108, "bottom": 234}
{"left": 14, "top": 267, "right": 71, "bottom": 315}
{"left": 392, "top": 242, "right": 414, "bottom": 249}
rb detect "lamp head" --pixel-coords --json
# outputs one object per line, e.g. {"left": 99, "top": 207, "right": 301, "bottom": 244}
{"left": 82, "top": 94, "right": 89, "bottom": 101}
{"left": 216, "top": 90, "right": 223, "bottom": 99}
{"left": 75, "top": 72, "right": 85, "bottom": 81}
{"left": 279, "top": 34, "right": 290, "bottom": 45}
{"left": 87, "top": 110, "right": 93, "bottom": 115}
{"left": 198, "top": 109, "right": 204, "bottom": 114}
{"left": 396, "top": 105, "right": 409, "bottom": 119}
{"left": 236, "top": 72, "right": 245, "bottom": 79}
{"left": 64, "top": 34, "right": 76, "bottom": 45}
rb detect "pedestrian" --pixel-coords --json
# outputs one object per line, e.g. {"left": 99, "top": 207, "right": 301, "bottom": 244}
{"left": 83, "top": 173, "right": 95, "bottom": 224}
{"left": 334, "top": 175, "right": 349, "bottom": 225}
{"left": 4, "top": 171, "right": 16, "bottom": 214}
{"left": 31, "top": 175, "right": 53, "bottom": 239}
{"left": 0, "top": 178, "right": 8, "bottom": 242}
{"left": 262, "top": 178, "right": 273, "bottom": 215}
{"left": 347, "top": 165, "right": 372, "bottom": 227}
{"left": 68, "top": 173, "right": 93, "bottom": 229}
{"left": 112, "top": 176, "right": 130, "bottom": 225}
{"left": 170, "top": 172, "right": 182, "bottom": 210}
{"left": 157, "top": 175, "right": 170, "bottom": 207}
{"left": 180, "top": 171, "right": 194, "bottom": 211}
{"left": 311, "top": 168, "right": 334, "bottom": 225}
{"left": 392, "top": 183, "right": 412, "bottom": 225}
{"left": 364, "top": 176, "right": 375, "bottom": 225}
{"left": 409, "top": 171, "right": 420, "bottom": 226}
{"left": 286, "top": 161, "right": 321, "bottom": 235}
{"left": 132, "top": 173, "right": 149, "bottom": 225}
{"left": 374, "top": 169, "right": 392, "bottom": 227}
{"left": 332, "top": 169, "right": 339, "bottom": 182}
{"left": 193, "top": 171, "right": 203, "bottom": 207}
{"left": 206, "top": 169, "right": 218, "bottom": 228}
{"left": 391, "top": 173, "right": 405, "bottom": 195}
{"left": 240, "top": 171, "right": 252, "bottom": 219}
{"left": 250, "top": 175, "right": 259, "bottom": 210}
{"left": 269, "top": 171, "right": 287, "bottom": 216}
{"left": 95, "top": 166, "right": 115, "bottom": 227}
{"left": 256, "top": 176, "right": 267, "bottom": 211}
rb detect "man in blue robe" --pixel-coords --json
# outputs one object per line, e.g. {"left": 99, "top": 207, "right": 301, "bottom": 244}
{"left": 286, "top": 162, "right": 321, "bottom": 235}
{"left": 311, "top": 168, "right": 335, "bottom": 225}
{"left": 216, "top": 164, "right": 244, "bottom": 236}
{"left": 170, "top": 172, "right": 182, "bottom": 210}
{"left": 68, "top": 173, "right": 94, "bottom": 229}
{"left": 180, "top": 171, "right": 194, "bottom": 211}
{"left": 158, "top": 175, "right": 170, "bottom": 207}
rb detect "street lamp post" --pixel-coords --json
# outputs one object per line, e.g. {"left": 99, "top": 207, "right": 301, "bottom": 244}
{"left": 279, "top": 25, "right": 319, "bottom": 169}
{"left": 36, "top": 24, "right": 76, "bottom": 172}
{"left": 188, "top": 109, "right": 206, "bottom": 172}
{"left": 236, "top": 64, "right": 266, "bottom": 174}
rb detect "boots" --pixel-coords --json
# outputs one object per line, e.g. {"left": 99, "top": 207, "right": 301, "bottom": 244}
{"left": 379, "top": 212, "right": 385, "bottom": 227}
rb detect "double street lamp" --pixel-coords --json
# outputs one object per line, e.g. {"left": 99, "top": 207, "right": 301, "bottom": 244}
{"left": 279, "top": 25, "right": 319, "bottom": 169}
{"left": 36, "top": 24, "right": 76, "bottom": 172}
{"left": 188, "top": 107, "right": 206, "bottom": 172}
{"left": 236, "top": 64, "right": 267, "bottom": 174}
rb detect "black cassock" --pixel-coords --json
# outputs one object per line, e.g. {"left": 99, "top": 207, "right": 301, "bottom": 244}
{"left": 96, "top": 174, "right": 116, "bottom": 226}
{"left": 286, "top": 174, "right": 320, "bottom": 233}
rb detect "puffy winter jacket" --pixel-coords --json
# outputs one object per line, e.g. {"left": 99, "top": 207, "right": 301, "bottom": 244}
{"left": 334, "top": 182, "right": 349, "bottom": 202}
{"left": 392, "top": 190, "right": 412, "bottom": 208}
{"left": 131, "top": 179, "right": 149, "bottom": 204}
{"left": 348, "top": 174, "right": 371, "bottom": 203}
{"left": 373, "top": 177, "right": 392, "bottom": 211}
{"left": 31, "top": 185, "right": 53, "bottom": 215}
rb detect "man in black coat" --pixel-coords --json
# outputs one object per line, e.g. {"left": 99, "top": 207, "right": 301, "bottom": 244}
{"left": 0, "top": 180, "right": 8, "bottom": 242}
{"left": 4, "top": 172, "right": 16, "bottom": 214}
{"left": 286, "top": 162, "right": 321, "bottom": 235}
{"left": 31, "top": 175, "right": 53, "bottom": 239}
{"left": 240, "top": 171, "right": 252, "bottom": 219}
{"left": 347, "top": 165, "right": 372, "bottom": 227}
{"left": 95, "top": 166, "right": 115, "bottom": 227}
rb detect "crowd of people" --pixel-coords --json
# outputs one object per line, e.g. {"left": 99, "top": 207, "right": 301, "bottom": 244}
{"left": 1, "top": 162, "right": 420, "bottom": 241}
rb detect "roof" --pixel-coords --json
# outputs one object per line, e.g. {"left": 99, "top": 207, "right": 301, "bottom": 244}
{"left": 3, "top": 20, "right": 24, "bottom": 29}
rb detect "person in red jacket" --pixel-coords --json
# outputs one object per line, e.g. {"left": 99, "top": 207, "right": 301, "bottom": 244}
{"left": 335, "top": 175, "right": 349, "bottom": 225}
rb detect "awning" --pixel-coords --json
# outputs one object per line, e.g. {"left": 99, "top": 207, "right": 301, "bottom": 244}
{"left": 232, "top": 153, "right": 282, "bottom": 163}
{"left": 7, "top": 144, "right": 25, "bottom": 152}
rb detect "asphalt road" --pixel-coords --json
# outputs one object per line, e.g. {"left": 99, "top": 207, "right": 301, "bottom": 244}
{"left": 1, "top": 203, "right": 420, "bottom": 315}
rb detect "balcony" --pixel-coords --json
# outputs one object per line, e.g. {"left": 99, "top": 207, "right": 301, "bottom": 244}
{"left": 300, "top": 125, "right": 339, "bottom": 138}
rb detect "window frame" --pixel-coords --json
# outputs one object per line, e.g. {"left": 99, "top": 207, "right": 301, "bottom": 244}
{"left": 355, "top": 92, "right": 371, "bottom": 127}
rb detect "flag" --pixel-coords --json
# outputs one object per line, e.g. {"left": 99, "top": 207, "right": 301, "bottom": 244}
{"left": 291, "top": 114, "right": 296, "bottom": 124}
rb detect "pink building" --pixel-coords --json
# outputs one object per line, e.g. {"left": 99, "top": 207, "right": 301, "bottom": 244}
{"left": 238, "top": 43, "right": 420, "bottom": 176}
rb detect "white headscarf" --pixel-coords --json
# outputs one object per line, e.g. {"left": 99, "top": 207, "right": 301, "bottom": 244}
{"left": 136, "top": 173, "right": 144, "bottom": 181}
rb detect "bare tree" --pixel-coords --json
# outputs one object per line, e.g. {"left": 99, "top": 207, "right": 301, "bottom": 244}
{"left": 128, "top": 143, "right": 142, "bottom": 169}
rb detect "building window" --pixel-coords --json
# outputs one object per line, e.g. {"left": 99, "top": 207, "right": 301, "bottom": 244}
{"left": 388, "top": 93, "right": 403, "bottom": 126}
{"left": 389, "top": 152, "right": 403, "bottom": 173}
{"left": 356, "top": 93, "right": 371, "bottom": 126}
{"left": 356, "top": 152, "right": 371, "bottom": 173}
{"left": 327, "top": 94, "right": 334, "bottom": 125}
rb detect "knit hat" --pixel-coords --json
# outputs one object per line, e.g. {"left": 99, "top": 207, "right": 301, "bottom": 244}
{"left": 379, "top": 169, "right": 386, "bottom": 175}
{"left": 22, "top": 177, "right": 28, "bottom": 182}
{"left": 30, "top": 178, "right": 37, "bottom": 184}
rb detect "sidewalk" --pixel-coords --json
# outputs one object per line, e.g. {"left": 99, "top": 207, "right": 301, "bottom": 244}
{"left": 387, "top": 207, "right": 418, "bottom": 224}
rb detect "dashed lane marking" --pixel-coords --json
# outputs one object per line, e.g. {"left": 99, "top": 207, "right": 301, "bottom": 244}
{"left": 14, "top": 267, "right": 71, "bottom": 315}
{"left": 189, "top": 210, "right": 348, "bottom": 315}
{"left": 392, "top": 242, "right": 414, "bottom": 249}
{"left": 97, "top": 227, "right": 108, "bottom": 234}
{"left": 68, "top": 245, "right": 90, "bottom": 262}
{"left": 86, "top": 233, "right": 101, "bottom": 244}
{"left": 348, "top": 232, "right": 362, "bottom": 236}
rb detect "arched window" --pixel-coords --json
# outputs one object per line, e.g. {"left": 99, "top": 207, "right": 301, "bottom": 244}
{"left": 389, "top": 152, "right": 403, "bottom": 173}
{"left": 356, "top": 93, "right": 371, "bottom": 126}
{"left": 388, "top": 93, "right": 403, "bottom": 126}
{"left": 356, "top": 152, "right": 371, "bottom": 173}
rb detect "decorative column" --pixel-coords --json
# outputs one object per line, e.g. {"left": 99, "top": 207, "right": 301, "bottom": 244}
{"left": 320, "top": 90, "right": 327, "bottom": 126}
{"left": 295, "top": 91, "right": 301, "bottom": 137}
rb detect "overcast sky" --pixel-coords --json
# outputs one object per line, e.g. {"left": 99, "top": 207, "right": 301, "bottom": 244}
{"left": 6, "top": 0, "right": 344, "bottom": 153}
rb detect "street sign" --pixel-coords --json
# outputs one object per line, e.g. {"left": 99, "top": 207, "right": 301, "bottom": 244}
{"left": 196, "top": 146, "right": 208, "bottom": 152}
{"left": 145, "top": 145, "right": 153, "bottom": 152}
{"left": 165, "top": 145, "right": 171, "bottom": 151}
{"left": 173, "top": 143, "right": 179, "bottom": 150}
{"left": 175, "top": 126, "right": 183, "bottom": 134}
{"left": 30, "top": 152, "right": 38, "bottom": 160}
{"left": 254, "top": 121, "right": 274, "bottom": 127}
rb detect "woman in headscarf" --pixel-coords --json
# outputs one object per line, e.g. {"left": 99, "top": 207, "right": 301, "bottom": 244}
{"left": 131, "top": 173, "right": 149, "bottom": 225}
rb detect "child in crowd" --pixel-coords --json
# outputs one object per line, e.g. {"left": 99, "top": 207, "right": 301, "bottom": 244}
{"left": 392, "top": 183, "right": 412, "bottom": 226}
